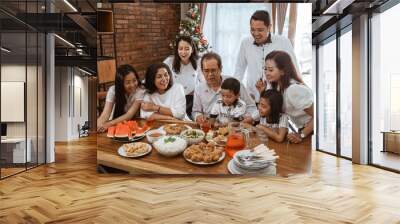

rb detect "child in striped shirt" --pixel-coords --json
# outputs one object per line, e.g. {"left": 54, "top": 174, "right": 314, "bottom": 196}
{"left": 209, "top": 78, "right": 247, "bottom": 126}
{"left": 256, "top": 89, "right": 289, "bottom": 142}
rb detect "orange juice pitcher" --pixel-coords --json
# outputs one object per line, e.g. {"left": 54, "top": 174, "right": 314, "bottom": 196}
{"left": 225, "top": 122, "right": 248, "bottom": 157}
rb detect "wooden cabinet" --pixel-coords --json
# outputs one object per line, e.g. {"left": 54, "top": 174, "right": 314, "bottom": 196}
{"left": 382, "top": 131, "right": 400, "bottom": 154}
{"left": 97, "top": 59, "right": 116, "bottom": 84}
{"left": 97, "top": 10, "right": 114, "bottom": 34}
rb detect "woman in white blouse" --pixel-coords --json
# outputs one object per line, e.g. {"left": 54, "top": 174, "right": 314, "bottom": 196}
{"left": 97, "top": 64, "right": 145, "bottom": 132}
{"left": 140, "top": 63, "right": 188, "bottom": 121}
{"left": 256, "top": 50, "right": 314, "bottom": 143}
{"left": 163, "top": 35, "right": 202, "bottom": 119}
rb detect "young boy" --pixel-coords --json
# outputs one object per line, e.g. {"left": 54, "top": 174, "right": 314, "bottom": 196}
{"left": 209, "top": 78, "right": 247, "bottom": 126}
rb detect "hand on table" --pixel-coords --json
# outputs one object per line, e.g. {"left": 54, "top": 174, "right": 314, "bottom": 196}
{"left": 287, "top": 133, "right": 302, "bottom": 144}
{"left": 97, "top": 122, "right": 112, "bottom": 133}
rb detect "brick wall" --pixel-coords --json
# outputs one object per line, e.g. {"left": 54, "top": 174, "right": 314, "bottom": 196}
{"left": 98, "top": 3, "right": 181, "bottom": 78}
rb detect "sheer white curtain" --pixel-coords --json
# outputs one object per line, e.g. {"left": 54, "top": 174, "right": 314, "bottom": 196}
{"left": 203, "top": 3, "right": 311, "bottom": 86}
{"left": 203, "top": 3, "right": 270, "bottom": 76}
{"left": 294, "top": 4, "right": 312, "bottom": 87}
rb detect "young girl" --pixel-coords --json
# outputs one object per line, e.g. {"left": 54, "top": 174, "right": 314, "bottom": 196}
{"left": 163, "top": 35, "right": 203, "bottom": 118}
{"left": 256, "top": 89, "right": 289, "bottom": 142}
{"left": 209, "top": 78, "right": 247, "bottom": 126}
{"left": 97, "top": 64, "right": 145, "bottom": 132}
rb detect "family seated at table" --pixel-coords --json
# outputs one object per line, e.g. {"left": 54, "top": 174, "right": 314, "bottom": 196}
{"left": 98, "top": 51, "right": 313, "bottom": 144}
{"left": 97, "top": 9, "right": 314, "bottom": 143}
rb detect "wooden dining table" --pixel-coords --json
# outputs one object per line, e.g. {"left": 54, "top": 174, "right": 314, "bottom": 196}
{"left": 97, "top": 120, "right": 312, "bottom": 177}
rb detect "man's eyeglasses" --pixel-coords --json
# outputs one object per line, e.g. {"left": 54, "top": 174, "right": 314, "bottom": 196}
{"left": 203, "top": 69, "right": 219, "bottom": 75}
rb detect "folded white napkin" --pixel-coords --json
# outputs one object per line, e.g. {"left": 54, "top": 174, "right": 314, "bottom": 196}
{"left": 252, "top": 144, "right": 279, "bottom": 160}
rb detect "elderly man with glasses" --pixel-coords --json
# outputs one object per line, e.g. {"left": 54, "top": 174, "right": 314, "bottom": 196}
{"left": 192, "top": 52, "right": 259, "bottom": 124}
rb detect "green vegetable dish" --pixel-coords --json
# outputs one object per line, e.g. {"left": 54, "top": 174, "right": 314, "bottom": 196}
{"left": 184, "top": 130, "right": 204, "bottom": 139}
{"left": 164, "top": 136, "right": 176, "bottom": 143}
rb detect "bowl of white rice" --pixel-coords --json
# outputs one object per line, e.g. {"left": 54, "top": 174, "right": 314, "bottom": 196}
{"left": 153, "top": 135, "right": 187, "bottom": 157}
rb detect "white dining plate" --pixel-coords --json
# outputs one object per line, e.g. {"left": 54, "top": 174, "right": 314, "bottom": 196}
{"left": 183, "top": 150, "right": 226, "bottom": 165}
{"left": 160, "top": 124, "right": 192, "bottom": 135}
{"left": 228, "top": 159, "right": 277, "bottom": 175}
{"left": 117, "top": 142, "right": 152, "bottom": 158}
{"left": 233, "top": 149, "right": 275, "bottom": 170}
{"left": 112, "top": 134, "right": 145, "bottom": 143}
{"left": 227, "top": 159, "right": 241, "bottom": 174}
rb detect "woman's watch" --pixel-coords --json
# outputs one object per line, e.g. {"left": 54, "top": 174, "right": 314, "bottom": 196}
{"left": 300, "top": 131, "right": 306, "bottom": 139}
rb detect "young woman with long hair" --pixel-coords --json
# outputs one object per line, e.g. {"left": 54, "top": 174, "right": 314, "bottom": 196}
{"left": 163, "top": 35, "right": 202, "bottom": 119}
{"left": 97, "top": 64, "right": 145, "bottom": 132}
{"left": 256, "top": 51, "right": 314, "bottom": 143}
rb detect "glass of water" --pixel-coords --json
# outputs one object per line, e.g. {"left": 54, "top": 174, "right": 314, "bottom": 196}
{"left": 255, "top": 126, "right": 268, "bottom": 146}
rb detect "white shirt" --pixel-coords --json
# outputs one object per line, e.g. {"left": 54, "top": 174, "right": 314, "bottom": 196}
{"left": 234, "top": 34, "right": 299, "bottom": 102}
{"left": 210, "top": 98, "right": 247, "bottom": 124}
{"left": 260, "top": 113, "right": 289, "bottom": 129}
{"left": 192, "top": 75, "right": 259, "bottom": 121}
{"left": 140, "top": 83, "right": 188, "bottom": 120}
{"left": 163, "top": 56, "right": 203, "bottom": 95}
{"left": 282, "top": 80, "right": 313, "bottom": 129}
{"left": 106, "top": 85, "right": 145, "bottom": 112}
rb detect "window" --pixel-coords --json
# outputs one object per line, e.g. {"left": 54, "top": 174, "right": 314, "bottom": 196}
{"left": 0, "top": 0, "right": 47, "bottom": 179}
{"left": 370, "top": 3, "right": 400, "bottom": 171}
{"left": 317, "top": 37, "right": 337, "bottom": 154}
{"left": 203, "top": 3, "right": 312, "bottom": 85}
{"left": 340, "top": 28, "right": 352, "bottom": 158}
{"left": 294, "top": 4, "right": 312, "bottom": 88}
{"left": 203, "top": 3, "right": 270, "bottom": 76}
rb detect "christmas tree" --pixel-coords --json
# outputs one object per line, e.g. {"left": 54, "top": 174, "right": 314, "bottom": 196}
{"left": 173, "top": 4, "right": 209, "bottom": 53}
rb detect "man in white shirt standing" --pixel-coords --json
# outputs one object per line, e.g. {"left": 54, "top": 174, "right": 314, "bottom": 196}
{"left": 234, "top": 10, "right": 299, "bottom": 102}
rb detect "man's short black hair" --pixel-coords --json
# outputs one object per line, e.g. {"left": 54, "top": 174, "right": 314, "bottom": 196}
{"left": 251, "top": 10, "right": 271, "bottom": 27}
{"left": 221, "top": 77, "right": 240, "bottom": 95}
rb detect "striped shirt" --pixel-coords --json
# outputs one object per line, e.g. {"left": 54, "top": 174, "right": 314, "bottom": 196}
{"left": 210, "top": 98, "right": 247, "bottom": 124}
{"left": 259, "top": 113, "right": 289, "bottom": 129}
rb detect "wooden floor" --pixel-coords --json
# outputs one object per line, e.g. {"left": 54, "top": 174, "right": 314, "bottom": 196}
{"left": 372, "top": 150, "right": 400, "bottom": 171}
{"left": 1, "top": 135, "right": 400, "bottom": 223}
{"left": 1, "top": 167, "right": 26, "bottom": 178}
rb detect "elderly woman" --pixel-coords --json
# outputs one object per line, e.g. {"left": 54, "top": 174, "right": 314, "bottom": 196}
{"left": 256, "top": 50, "right": 314, "bottom": 143}
{"left": 140, "top": 63, "right": 188, "bottom": 121}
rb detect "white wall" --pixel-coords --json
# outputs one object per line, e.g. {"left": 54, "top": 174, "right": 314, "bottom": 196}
{"left": 54, "top": 67, "right": 89, "bottom": 141}
{"left": 1, "top": 65, "right": 26, "bottom": 140}
{"left": 1, "top": 65, "right": 38, "bottom": 137}
{"left": 46, "top": 33, "right": 55, "bottom": 163}
{"left": 54, "top": 66, "right": 69, "bottom": 141}
{"left": 1, "top": 64, "right": 46, "bottom": 164}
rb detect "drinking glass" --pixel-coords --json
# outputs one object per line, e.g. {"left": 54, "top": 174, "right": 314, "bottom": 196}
{"left": 200, "top": 119, "right": 211, "bottom": 134}
{"left": 255, "top": 126, "right": 268, "bottom": 145}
